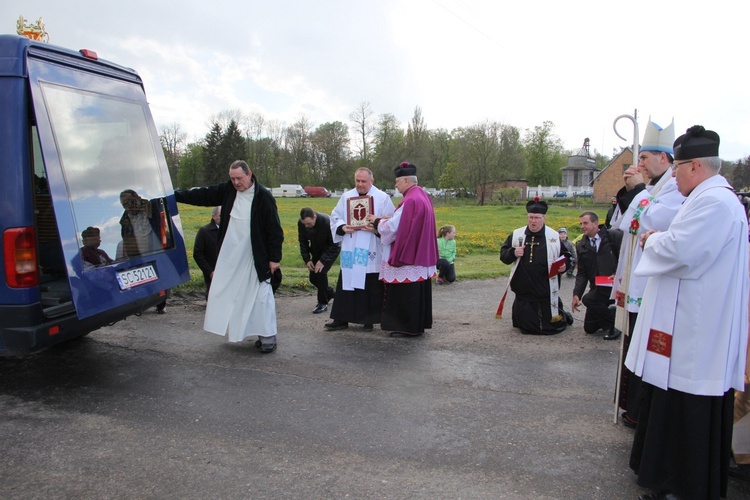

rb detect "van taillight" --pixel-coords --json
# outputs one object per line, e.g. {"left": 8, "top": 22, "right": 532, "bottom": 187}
{"left": 4, "top": 227, "right": 39, "bottom": 288}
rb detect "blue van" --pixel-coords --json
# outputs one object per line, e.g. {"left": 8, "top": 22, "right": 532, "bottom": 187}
{"left": 0, "top": 34, "right": 190, "bottom": 355}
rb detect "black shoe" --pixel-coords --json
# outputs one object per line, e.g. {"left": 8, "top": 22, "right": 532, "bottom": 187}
{"left": 638, "top": 492, "right": 678, "bottom": 500}
{"left": 565, "top": 311, "right": 574, "bottom": 325}
{"left": 621, "top": 412, "right": 637, "bottom": 428}
{"left": 313, "top": 304, "right": 328, "bottom": 314}
{"left": 603, "top": 327, "right": 621, "bottom": 340}
{"left": 729, "top": 457, "right": 750, "bottom": 482}
{"left": 325, "top": 320, "right": 348, "bottom": 331}
{"left": 363, "top": 324, "right": 373, "bottom": 331}
{"left": 260, "top": 343, "right": 276, "bottom": 353}
{"left": 254, "top": 338, "right": 277, "bottom": 353}
{"left": 388, "top": 331, "right": 422, "bottom": 337}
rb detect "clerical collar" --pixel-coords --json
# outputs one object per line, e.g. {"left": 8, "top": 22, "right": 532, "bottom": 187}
{"left": 648, "top": 170, "right": 666, "bottom": 186}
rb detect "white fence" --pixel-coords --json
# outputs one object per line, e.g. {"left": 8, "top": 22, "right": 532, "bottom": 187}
{"left": 526, "top": 185, "right": 593, "bottom": 199}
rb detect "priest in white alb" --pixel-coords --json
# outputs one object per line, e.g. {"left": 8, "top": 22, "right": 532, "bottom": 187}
{"left": 626, "top": 126, "right": 749, "bottom": 500}
{"left": 325, "top": 167, "right": 394, "bottom": 332}
{"left": 175, "top": 160, "right": 284, "bottom": 353}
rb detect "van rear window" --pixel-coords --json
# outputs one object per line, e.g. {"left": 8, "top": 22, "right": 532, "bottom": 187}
{"left": 40, "top": 82, "right": 173, "bottom": 268}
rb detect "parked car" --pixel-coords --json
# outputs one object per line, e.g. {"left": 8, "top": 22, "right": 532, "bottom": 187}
{"left": 552, "top": 191, "right": 567, "bottom": 198}
{"left": 577, "top": 190, "right": 594, "bottom": 198}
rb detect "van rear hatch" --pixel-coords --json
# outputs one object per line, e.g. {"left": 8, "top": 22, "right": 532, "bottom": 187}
{"left": 23, "top": 38, "right": 189, "bottom": 319}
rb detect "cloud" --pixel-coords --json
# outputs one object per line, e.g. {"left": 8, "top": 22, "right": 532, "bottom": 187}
{"left": 9, "top": 0, "right": 750, "bottom": 161}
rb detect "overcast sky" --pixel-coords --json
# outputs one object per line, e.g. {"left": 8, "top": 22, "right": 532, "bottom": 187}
{"left": 8, "top": 0, "right": 750, "bottom": 161}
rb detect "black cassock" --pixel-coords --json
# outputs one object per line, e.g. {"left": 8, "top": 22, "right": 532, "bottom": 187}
{"left": 500, "top": 229, "right": 567, "bottom": 335}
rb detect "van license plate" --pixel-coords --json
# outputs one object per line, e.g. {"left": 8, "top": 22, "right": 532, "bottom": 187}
{"left": 116, "top": 265, "right": 158, "bottom": 290}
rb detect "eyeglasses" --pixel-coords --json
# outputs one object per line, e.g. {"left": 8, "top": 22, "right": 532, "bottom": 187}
{"left": 673, "top": 160, "right": 693, "bottom": 170}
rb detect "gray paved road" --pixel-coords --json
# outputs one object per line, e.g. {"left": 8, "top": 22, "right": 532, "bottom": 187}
{"left": 2, "top": 278, "right": 749, "bottom": 499}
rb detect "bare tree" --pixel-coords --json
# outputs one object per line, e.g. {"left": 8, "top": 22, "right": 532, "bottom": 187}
{"left": 311, "top": 121, "right": 351, "bottom": 187}
{"left": 159, "top": 122, "right": 187, "bottom": 185}
{"left": 349, "top": 101, "right": 374, "bottom": 164}
{"left": 208, "top": 109, "right": 244, "bottom": 135}
{"left": 285, "top": 115, "right": 314, "bottom": 183}
{"left": 454, "top": 121, "right": 503, "bottom": 205}
{"left": 244, "top": 112, "right": 270, "bottom": 181}
{"left": 266, "top": 120, "right": 286, "bottom": 184}
{"left": 406, "top": 106, "right": 429, "bottom": 182}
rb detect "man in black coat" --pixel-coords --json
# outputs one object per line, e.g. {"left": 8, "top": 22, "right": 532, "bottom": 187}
{"left": 193, "top": 206, "right": 221, "bottom": 298}
{"left": 174, "top": 160, "right": 284, "bottom": 353}
{"left": 572, "top": 211, "right": 622, "bottom": 339}
{"left": 298, "top": 207, "right": 341, "bottom": 314}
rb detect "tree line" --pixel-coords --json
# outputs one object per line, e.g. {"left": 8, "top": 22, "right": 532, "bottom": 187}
{"left": 159, "top": 103, "right": 610, "bottom": 205}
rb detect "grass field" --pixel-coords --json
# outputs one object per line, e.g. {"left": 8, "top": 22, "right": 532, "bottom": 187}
{"left": 174, "top": 195, "right": 608, "bottom": 293}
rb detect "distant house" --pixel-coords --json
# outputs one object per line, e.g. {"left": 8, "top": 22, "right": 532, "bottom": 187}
{"left": 562, "top": 138, "right": 598, "bottom": 189}
{"left": 592, "top": 147, "right": 633, "bottom": 203}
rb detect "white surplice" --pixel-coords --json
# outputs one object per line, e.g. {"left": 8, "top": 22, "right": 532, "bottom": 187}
{"left": 613, "top": 173, "right": 684, "bottom": 312}
{"left": 330, "top": 186, "right": 394, "bottom": 291}
{"left": 204, "top": 188, "right": 277, "bottom": 342}
{"left": 378, "top": 202, "right": 437, "bottom": 283}
{"left": 625, "top": 175, "right": 749, "bottom": 395}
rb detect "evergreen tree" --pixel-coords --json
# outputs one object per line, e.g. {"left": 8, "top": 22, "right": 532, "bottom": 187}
{"left": 220, "top": 120, "right": 246, "bottom": 173}
{"left": 730, "top": 156, "right": 750, "bottom": 191}
{"left": 203, "top": 122, "right": 223, "bottom": 184}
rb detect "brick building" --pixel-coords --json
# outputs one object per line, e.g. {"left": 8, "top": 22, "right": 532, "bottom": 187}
{"left": 592, "top": 147, "right": 632, "bottom": 203}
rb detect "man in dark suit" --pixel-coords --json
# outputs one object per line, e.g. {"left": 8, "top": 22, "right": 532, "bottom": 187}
{"left": 193, "top": 206, "right": 221, "bottom": 298}
{"left": 572, "top": 211, "right": 622, "bottom": 339}
{"left": 298, "top": 207, "right": 341, "bottom": 314}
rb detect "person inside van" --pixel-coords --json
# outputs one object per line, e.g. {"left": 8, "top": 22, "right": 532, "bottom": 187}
{"left": 80, "top": 226, "right": 113, "bottom": 268}
{"left": 118, "top": 189, "right": 161, "bottom": 258}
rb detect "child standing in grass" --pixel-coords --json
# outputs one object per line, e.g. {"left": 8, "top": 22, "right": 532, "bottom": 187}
{"left": 436, "top": 225, "right": 456, "bottom": 284}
